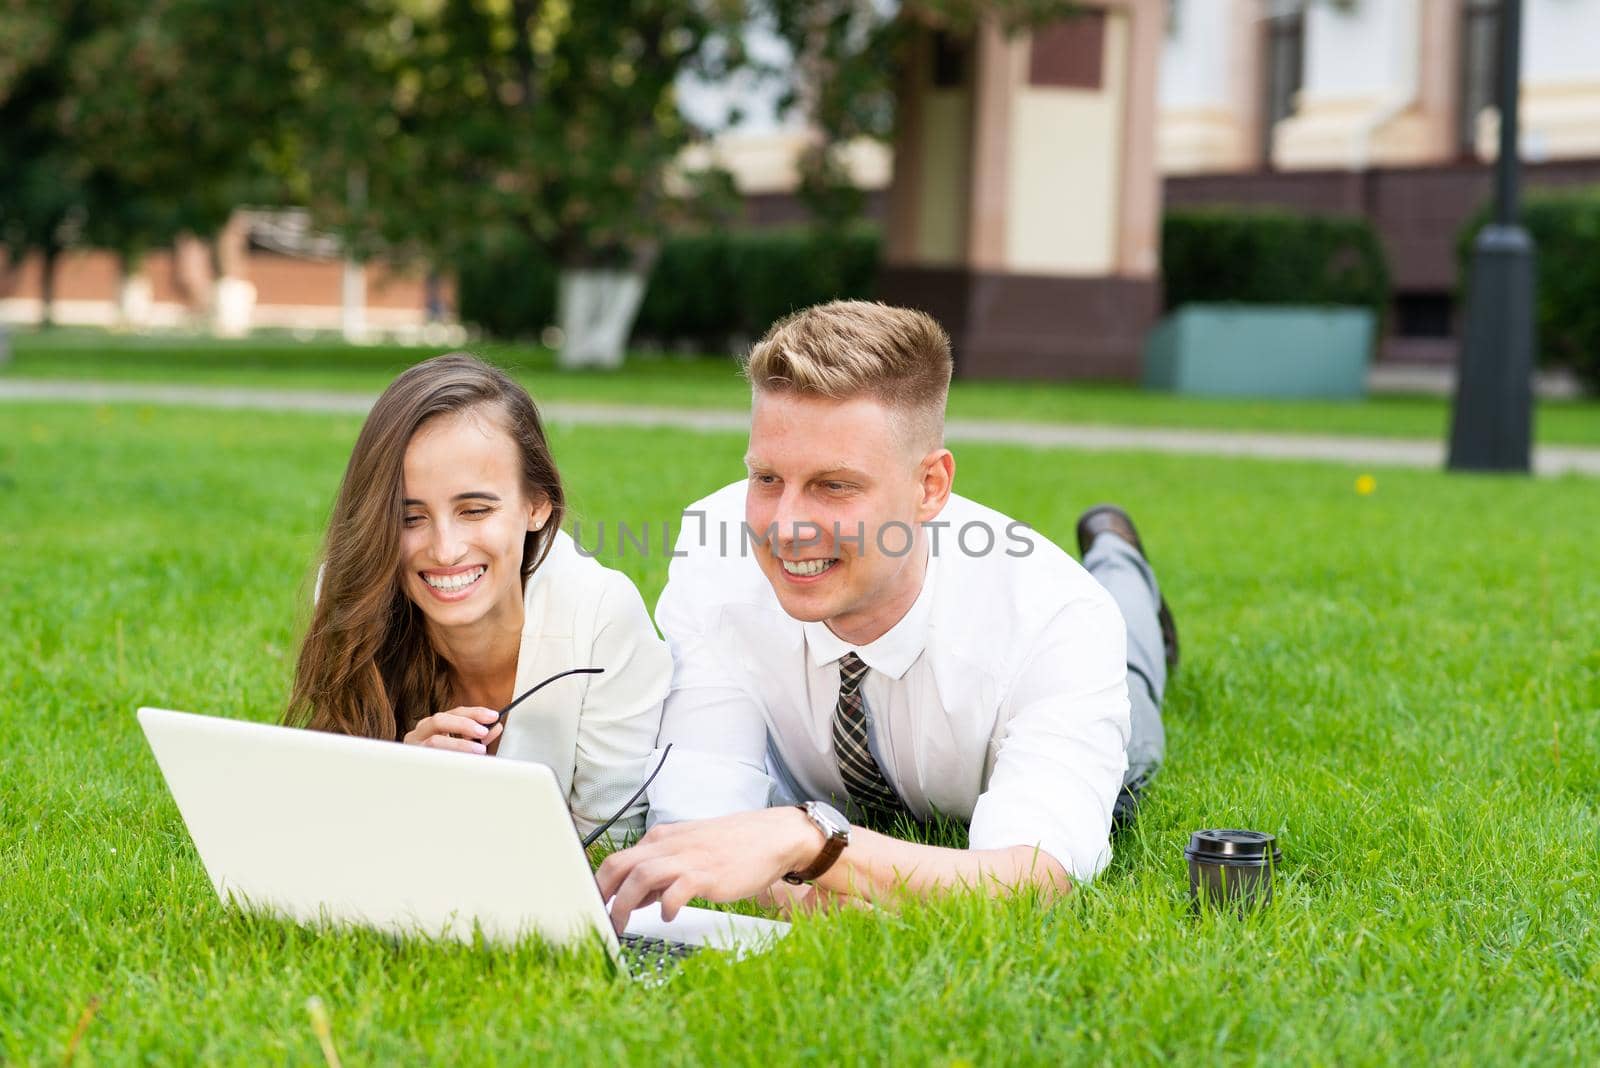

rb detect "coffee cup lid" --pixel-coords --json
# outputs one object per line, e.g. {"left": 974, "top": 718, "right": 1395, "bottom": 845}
{"left": 1184, "top": 828, "right": 1282, "bottom": 864}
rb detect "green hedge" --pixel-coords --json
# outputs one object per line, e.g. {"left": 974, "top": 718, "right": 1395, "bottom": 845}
{"left": 1458, "top": 186, "right": 1600, "bottom": 389}
{"left": 638, "top": 227, "right": 879, "bottom": 346}
{"left": 1161, "top": 209, "right": 1390, "bottom": 320}
{"left": 462, "top": 211, "right": 1401, "bottom": 352}
{"left": 455, "top": 236, "right": 560, "bottom": 342}
{"left": 457, "top": 227, "right": 879, "bottom": 348}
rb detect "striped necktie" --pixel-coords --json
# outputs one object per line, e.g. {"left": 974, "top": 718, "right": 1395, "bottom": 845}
{"left": 831, "top": 652, "right": 909, "bottom": 828}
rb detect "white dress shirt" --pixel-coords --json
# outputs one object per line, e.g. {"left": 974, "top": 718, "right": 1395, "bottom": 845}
{"left": 494, "top": 530, "right": 672, "bottom": 841}
{"left": 647, "top": 481, "right": 1132, "bottom": 881}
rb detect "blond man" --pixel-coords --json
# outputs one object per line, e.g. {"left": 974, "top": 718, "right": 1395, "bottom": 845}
{"left": 597, "top": 301, "right": 1176, "bottom": 927}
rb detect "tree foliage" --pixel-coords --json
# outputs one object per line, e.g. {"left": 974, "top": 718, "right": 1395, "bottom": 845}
{"left": 762, "top": 0, "right": 1082, "bottom": 228}
{"left": 0, "top": 1, "right": 91, "bottom": 307}
{"left": 282, "top": 0, "right": 750, "bottom": 271}
{"left": 0, "top": 0, "right": 299, "bottom": 322}
{"left": 60, "top": 0, "right": 300, "bottom": 257}
{"left": 1, "top": 0, "right": 1085, "bottom": 332}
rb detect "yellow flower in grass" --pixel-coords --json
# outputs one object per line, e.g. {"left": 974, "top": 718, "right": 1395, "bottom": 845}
{"left": 1355, "top": 474, "right": 1377, "bottom": 496}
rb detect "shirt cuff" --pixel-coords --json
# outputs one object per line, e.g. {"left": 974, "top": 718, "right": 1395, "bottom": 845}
{"left": 645, "top": 745, "right": 775, "bottom": 827}
{"left": 968, "top": 810, "right": 1113, "bottom": 883}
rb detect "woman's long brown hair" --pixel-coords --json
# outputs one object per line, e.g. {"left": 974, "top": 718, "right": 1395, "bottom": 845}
{"left": 285, "top": 353, "right": 566, "bottom": 739}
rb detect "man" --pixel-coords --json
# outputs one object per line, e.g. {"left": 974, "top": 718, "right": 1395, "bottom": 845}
{"left": 597, "top": 301, "right": 1176, "bottom": 930}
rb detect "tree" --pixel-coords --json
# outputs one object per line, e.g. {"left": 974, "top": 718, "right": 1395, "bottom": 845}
{"left": 0, "top": 2, "right": 93, "bottom": 325}
{"left": 284, "top": 0, "right": 749, "bottom": 367}
{"left": 61, "top": 1, "right": 301, "bottom": 259}
{"left": 763, "top": 1, "right": 1082, "bottom": 230}
{"left": 0, "top": 0, "right": 300, "bottom": 325}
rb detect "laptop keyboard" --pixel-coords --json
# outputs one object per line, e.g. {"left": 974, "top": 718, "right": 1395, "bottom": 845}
{"left": 618, "top": 932, "right": 702, "bottom": 967}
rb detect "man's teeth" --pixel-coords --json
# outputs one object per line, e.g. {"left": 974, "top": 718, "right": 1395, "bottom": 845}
{"left": 423, "top": 566, "right": 485, "bottom": 591}
{"left": 781, "top": 558, "right": 836, "bottom": 577}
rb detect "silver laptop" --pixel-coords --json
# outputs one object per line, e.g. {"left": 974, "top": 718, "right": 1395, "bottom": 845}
{"left": 137, "top": 707, "right": 787, "bottom": 969}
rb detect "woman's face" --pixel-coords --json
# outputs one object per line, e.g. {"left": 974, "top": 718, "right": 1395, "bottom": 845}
{"left": 398, "top": 407, "right": 550, "bottom": 635}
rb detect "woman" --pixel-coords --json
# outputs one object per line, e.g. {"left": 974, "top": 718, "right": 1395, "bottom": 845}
{"left": 286, "top": 353, "right": 670, "bottom": 840}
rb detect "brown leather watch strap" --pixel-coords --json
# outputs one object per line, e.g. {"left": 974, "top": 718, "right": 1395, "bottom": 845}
{"left": 783, "top": 803, "right": 848, "bottom": 884}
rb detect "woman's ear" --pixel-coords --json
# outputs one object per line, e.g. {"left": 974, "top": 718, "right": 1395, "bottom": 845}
{"left": 529, "top": 496, "right": 553, "bottom": 533}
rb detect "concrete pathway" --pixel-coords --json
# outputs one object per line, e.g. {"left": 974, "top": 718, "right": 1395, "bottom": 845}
{"left": 5, "top": 377, "right": 1598, "bottom": 477}
{"left": 1366, "top": 362, "right": 1584, "bottom": 400}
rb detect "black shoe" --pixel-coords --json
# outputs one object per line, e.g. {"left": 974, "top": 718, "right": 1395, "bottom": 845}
{"left": 1075, "top": 504, "right": 1179, "bottom": 671}
{"left": 1110, "top": 780, "right": 1142, "bottom": 834}
{"left": 1110, "top": 768, "right": 1157, "bottom": 833}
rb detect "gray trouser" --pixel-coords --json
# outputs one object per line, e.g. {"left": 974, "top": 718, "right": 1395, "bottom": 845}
{"left": 1082, "top": 533, "right": 1166, "bottom": 787}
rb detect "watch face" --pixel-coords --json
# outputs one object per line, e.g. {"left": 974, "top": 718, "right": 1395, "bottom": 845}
{"left": 807, "top": 801, "right": 849, "bottom": 839}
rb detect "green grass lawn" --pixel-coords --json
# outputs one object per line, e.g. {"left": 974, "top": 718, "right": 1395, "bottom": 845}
{"left": 7, "top": 328, "right": 1600, "bottom": 446}
{"left": 3, "top": 398, "right": 1599, "bottom": 1063}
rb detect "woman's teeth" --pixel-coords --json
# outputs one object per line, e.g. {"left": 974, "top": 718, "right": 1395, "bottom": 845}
{"left": 781, "top": 558, "right": 836, "bottom": 577}
{"left": 423, "top": 566, "right": 486, "bottom": 591}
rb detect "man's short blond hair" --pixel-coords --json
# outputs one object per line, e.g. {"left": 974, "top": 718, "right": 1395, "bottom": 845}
{"left": 743, "top": 300, "right": 953, "bottom": 450}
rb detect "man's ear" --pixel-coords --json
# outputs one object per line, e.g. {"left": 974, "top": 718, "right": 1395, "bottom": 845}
{"left": 916, "top": 448, "right": 955, "bottom": 522}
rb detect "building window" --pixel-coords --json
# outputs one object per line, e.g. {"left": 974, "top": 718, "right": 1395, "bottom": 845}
{"left": 1262, "top": 7, "right": 1305, "bottom": 164}
{"left": 931, "top": 30, "right": 970, "bottom": 89}
{"left": 1395, "top": 292, "right": 1455, "bottom": 339}
{"left": 1028, "top": 12, "right": 1106, "bottom": 90}
{"left": 1459, "top": 0, "right": 1502, "bottom": 157}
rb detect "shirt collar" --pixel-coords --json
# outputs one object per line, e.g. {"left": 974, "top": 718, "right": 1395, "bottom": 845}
{"left": 803, "top": 545, "right": 937, "bottom": 681}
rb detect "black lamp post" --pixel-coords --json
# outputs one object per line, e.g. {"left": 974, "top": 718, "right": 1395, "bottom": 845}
{"left": 1448, "top": 0, "right": 1536, "bottom": 473}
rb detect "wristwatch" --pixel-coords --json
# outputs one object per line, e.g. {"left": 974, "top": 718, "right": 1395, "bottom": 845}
{"left": 782, "top": 800, "right": 851, "bottom": 885}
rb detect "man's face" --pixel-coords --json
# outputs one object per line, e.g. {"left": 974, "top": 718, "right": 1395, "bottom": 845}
{"left": 744, "top": 391, "right": 951, "bottom": 644}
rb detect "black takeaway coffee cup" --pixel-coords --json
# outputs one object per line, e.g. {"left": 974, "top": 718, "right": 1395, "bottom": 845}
{"left": 1184, "top": 829, "right": 1283, "bottom": 913}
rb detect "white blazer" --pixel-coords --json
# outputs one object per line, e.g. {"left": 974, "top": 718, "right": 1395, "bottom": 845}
{"left": 495, "top": 530, "right": 671, "bottom": 841}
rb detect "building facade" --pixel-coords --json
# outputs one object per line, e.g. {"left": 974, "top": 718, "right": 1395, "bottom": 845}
{"left": 693, "top": 0, "right": 1600, "bottom": 373}
{"left": 1161, "top": 0, "right": 1600, "bottom": 364}
{"left": 878, "top": 1, "right": 1165, "bottom": 378}
{"left": 1161, "top": 0, "right": 1600, "bottom": 174}
{"left": 10, "top": 2, "right": 1596, "bottom": 366}
{"left": 0, "top": 209, "right": 452, "bottom": 342}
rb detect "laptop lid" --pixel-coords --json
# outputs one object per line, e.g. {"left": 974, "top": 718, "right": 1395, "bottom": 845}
{"left": 137, "top": 706, "right": 620, "bottom": 955}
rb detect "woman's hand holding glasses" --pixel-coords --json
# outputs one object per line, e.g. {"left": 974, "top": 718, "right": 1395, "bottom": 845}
{"left": 402, "top": 706, "right": 504, "bottom": 755}
{"left": 400, "top": 668, "right": 602, "bottom": 757}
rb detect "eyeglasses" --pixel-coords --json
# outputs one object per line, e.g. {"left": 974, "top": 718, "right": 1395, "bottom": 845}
{"left": 493, "top": 666, "right": 671, "bottom": 849}
{"left": 494, "top": 667, "right": 606, "bottom": 727}
{"left": 581, "top": 744, "right": 672, "bottom": 848}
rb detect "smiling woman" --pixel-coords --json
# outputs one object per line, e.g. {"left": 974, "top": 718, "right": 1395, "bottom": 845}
{"left": 285, "top": 353, "right": 672, "bottom": 840}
